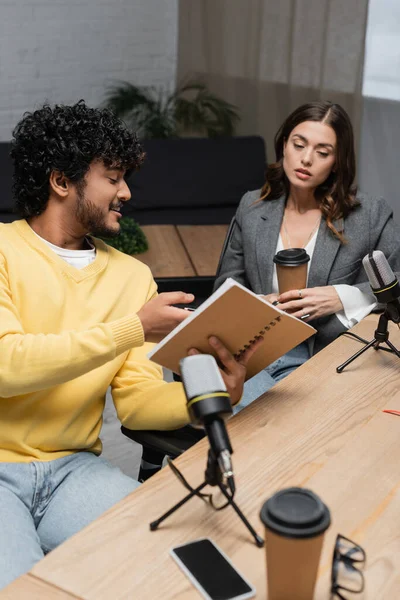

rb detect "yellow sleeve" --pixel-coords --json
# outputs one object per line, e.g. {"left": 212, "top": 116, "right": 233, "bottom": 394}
{"left": 111, "top": 341, "right": 189, "bottom": 430}
{"left": 0, "top": 257, "right": 144, "bottom": 398}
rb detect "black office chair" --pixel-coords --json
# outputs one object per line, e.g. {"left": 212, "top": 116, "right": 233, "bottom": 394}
{"left": 121, "top": 424, "right": 206, "bottom": 481}
{"left": 121, "top": 217, "right": 238, "bottom": 481}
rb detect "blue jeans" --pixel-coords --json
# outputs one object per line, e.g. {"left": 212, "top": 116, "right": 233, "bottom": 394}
{"left": 234, "top": 342, "right": 310, "bottom": 414}
{"left": 0, "top": 451, "right": 139, "bottom": 590}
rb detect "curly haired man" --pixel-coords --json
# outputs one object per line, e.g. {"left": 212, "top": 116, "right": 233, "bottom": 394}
{"left": 0, "top": 101, "right": 261, "bottom": 588}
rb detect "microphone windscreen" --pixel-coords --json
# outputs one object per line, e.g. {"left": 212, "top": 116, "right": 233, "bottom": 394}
{"left": 362, "top": 250, "right": 395, "bottom": 288}
{"left": 180, "top": 355, "right": 227, "bottom": 400}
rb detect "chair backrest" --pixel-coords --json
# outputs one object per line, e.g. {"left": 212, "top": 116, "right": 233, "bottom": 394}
{"left": 124, "top": 136, "right": 266, "bottom": 225}
{"left": 214, "top": 215, "right": 237, "bottom": 281}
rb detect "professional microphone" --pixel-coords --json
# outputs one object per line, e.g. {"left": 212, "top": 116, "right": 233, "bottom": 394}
{"left": 337, "top": 250, "right": 400, "bottom": 372}
{"left": 180, "top": 354, "right": 235, "bottom": 494}
{"left": 150, "top": 353, "right": 263, "bottom": 547}
{"left": 362, "top": 250, "right": 400, "bottom": 323}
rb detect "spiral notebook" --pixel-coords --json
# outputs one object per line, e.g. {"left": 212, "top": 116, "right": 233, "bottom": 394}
{"left": 147, "top": 278, "right": 316, "bottom": 380}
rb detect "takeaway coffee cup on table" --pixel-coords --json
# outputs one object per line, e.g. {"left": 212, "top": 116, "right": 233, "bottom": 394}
{"left": 260, "top": 487, "right": 331, "bottom": 600}
{"left": 273, "top": 248, "right": 310, "bottom": 294}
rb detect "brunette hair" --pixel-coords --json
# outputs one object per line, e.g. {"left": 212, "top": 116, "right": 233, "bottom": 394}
{"left": 260, "top": 101, "right": 359, "bottom": 240}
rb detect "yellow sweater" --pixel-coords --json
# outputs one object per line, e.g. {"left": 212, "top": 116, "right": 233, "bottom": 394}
{"left": 0, "top": 219, "right": 188, "bottom": 462}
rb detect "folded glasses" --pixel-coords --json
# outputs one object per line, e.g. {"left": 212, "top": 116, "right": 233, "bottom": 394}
{"left": 331, "top": 534, "right": 366, "bottom": 599}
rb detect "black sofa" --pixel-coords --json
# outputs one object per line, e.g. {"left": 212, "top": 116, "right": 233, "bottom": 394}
{"left": 0, "top": 144, "right": 16, "bottom": 223}
{"left": 125, "top": 136, "right": 266, "bottom": 299}
{"left": 0, "top": 136, "right": 266, "bottom": 225}
{"left": 124, "top": 136, "right": 266, "bottom": 225}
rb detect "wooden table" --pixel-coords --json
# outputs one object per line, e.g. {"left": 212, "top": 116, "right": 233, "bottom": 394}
{"left": 135, "top": 225, "right": 229, "bottom": 277}
{"left": 3, "top": 317, "right": 400, "bottom": 599}
{"left": 0, "top": 575, "right": 81, "bottom": 599}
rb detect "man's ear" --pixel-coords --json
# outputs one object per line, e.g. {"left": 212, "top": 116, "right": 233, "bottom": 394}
{"left": 49, "top": 171, "right": 69, "bottom": 197}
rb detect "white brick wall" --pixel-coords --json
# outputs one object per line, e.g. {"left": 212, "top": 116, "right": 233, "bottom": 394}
{"left": 0, "top": 0, "right": 178, "bottom": 140}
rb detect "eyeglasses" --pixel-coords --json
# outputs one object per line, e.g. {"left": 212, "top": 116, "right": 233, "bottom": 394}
{"left": 331, "top": 534, "right": 366, "bottom": 599}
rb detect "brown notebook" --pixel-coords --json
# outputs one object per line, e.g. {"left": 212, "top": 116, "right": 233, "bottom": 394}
{"left": 148, "top": 278, "right": 316, "bottom": 380}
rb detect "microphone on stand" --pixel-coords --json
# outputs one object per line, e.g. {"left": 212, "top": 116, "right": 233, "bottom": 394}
{"left": 362, "top": 250, "right": 400, "bottom": 323}
{"left": 180, "top": 354, "right": 235, "bottom": 495}
{"left": 150, "top": 353, "right": 264, "bottom": 547}
{"left": 337, "top": 251, "right": 400, "bottom": 372}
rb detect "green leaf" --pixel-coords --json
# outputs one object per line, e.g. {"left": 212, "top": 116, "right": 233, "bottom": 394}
{"left": 97, "top": 217, "right": 148, "bottom": 255}
{"left": 103, "top": 78, "right": 240, "bottom": 139}
{"left": 104, "top": 82, "right": 157, "bottom": 117}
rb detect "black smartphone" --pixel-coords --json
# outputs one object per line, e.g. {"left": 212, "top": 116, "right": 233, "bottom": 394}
{"left": 170, "top": 538, "right": 256, "bottom": 600}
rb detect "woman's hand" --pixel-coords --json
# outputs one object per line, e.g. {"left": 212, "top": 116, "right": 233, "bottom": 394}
{"left": 188, "top": 335, "right": 264, "bottom": 405}
{"left": 277, "top": 286, "right": 343, "bottom": 322}
{"left": 262, "top": 293, "right": 280, "bottom": 305}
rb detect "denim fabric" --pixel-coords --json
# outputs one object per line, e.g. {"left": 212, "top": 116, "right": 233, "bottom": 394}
{"left": 234, "top": 342, "right": 310, "bottom": 414}
{"left": 0, "top": 452, "right": 139, "bottom": 590}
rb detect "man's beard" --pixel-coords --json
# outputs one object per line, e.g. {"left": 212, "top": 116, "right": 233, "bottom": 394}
{"left": 75, "top": 187, "right": 120, "bottom": 238}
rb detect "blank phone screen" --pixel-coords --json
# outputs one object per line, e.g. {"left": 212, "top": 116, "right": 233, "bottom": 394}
{"left": 172, "top": 539, "right": 253, "bottom": 600}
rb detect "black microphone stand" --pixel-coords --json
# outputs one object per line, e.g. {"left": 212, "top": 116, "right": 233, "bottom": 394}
{"left": 337, "top": 307, "right": 400, "bottom": 373}
{"left": 149, "top": 447, "right": 264, "bottom": 548}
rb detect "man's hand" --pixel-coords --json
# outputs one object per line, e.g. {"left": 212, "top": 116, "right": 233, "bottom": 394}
{"left": 138, "top": 292, "right": 194, "bottom": 343}
{"left": 277, "top": 286, "right": 343, "bottom": 322}
{"left": 188, "top": 335, "right": 264, "bottom": 405}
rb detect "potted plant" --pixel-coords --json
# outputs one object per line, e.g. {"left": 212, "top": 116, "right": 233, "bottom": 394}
{"left": 98, "top": 216, "right": 148, "bottom": 255}
{"left": 103, "top": 79, "right": 240, "bottom": 139}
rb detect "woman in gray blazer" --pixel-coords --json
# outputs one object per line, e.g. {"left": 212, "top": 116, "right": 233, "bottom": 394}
{"left": 214, "top": 101, "right": 400, "bottom": 409}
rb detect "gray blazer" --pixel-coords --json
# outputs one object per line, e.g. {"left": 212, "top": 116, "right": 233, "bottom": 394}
{"left": 214, "top": 190, "right": 400, "bottom": 354}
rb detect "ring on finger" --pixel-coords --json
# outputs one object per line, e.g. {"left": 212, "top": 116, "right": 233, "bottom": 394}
{"left": 298, "top": 289, "right": 303, "bottom": 299}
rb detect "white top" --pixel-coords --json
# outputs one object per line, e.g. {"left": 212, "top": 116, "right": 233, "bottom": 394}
{"left": 32, "top": 229, "right": 96, "bottom": 269}
{"left": 272, "top": 231, "right": 377, "bottom": 328}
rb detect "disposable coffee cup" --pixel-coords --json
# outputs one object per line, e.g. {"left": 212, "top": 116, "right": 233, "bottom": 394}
{"left": 273, "top": 248, "right": 310, "bottom": 294}
{"left": 260, "top": 487, "right": 331, "bottom": 600}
